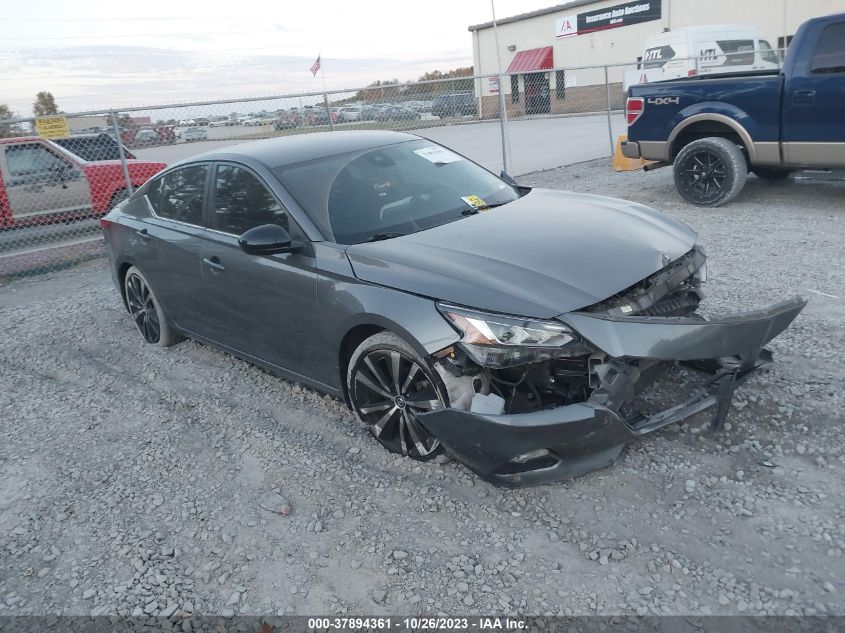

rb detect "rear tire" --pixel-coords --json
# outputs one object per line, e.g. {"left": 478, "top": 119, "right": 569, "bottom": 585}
{"left": 751, "top": 166, "right": 792, "bottom": 181}
{"left": 673, "top": 137, "right": 747, "bottom": 207}
{"left": 123, "top": 266, "right": 180, "bottom": 347}
{"left": 347, "top": 332, "right": 447, "bottom": 461}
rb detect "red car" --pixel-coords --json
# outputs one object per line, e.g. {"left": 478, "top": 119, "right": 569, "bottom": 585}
{"left": 0, "top": 136, "right": 166, "bottom": 227}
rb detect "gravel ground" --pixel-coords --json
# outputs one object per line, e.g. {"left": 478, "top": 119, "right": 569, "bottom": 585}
{"left": 1, "top": 160, "right": 843, "bottom": 619}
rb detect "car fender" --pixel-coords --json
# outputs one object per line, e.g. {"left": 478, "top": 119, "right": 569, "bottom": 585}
{"left": 313, "top": 243, "right": 459, "bottom": 390}
{"left": 668, "top": 105, "right": 757, "bottom": 160}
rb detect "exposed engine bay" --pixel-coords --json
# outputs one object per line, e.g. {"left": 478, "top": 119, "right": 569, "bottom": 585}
{"left": 433, "top": 247, "right": 708, "bottom": 417}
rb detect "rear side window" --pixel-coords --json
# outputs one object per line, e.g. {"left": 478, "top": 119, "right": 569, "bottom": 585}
{"left": 212, "top": 165, "right": 288, "bottom": 235}
{"left": 147, "top": 164, "right": 208, "bottom": 226}
{"left": 811, "top": 23, "right": 845, "bottom": 73}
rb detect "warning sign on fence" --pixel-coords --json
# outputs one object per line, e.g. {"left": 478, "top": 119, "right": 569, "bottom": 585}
{"left": 35, "top": 116, "right": 70, "bottom": 139}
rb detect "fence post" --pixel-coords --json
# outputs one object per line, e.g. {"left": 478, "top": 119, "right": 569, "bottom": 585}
{"left": 604, "top": 66, "right": 615, "bottom": 157}
{"left": 323, "top": 94, "right": 335, "bottom": 131}
{"left": 110, "top": 112, "right": 134, "bottom": 195}
{"left": 497, "top": 74, "right": 509, "bottom": 175}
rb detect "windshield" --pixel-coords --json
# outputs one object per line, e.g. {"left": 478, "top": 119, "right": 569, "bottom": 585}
{"left": 274, "top": 139, "right": 518, "bottom": 244}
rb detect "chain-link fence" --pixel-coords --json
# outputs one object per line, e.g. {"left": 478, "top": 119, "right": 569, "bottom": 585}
{"left": 0, "top": 51, "right": 784, "bottom": 279}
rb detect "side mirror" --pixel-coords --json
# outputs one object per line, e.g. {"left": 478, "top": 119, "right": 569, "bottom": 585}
{"left": 238, "top": 224, "right": 303, "bottom": 256}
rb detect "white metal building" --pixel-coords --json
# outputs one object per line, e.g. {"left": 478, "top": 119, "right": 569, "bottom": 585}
{"left": 469, "top": 0, "right": 845, "bottom": 117}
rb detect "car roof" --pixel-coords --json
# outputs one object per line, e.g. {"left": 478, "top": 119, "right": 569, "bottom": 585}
{"left": 182, "top": 130, "right": 420, "bottom": 169}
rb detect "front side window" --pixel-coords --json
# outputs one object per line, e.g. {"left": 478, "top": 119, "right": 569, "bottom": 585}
{"left": 274, "top": 140, "right": 519, "bottom": 245}
{"left": 212, "top": 165, "right": 288, "bottom": 235}
{"left": 147, "top": 164, "right": 208, "bottom": 225}
{"left": 5, "top": 144, "right": 69, "bottom": 175}
{"left": 811, "top": 23, "right": 845, "bottom": 73}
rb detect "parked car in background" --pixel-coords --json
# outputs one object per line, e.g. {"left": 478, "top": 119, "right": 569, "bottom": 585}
{"left": 0, "top": 135, "right": 165, "bottom": 227}
{"left": 101, "top": 130, "right": 805, "bottom": 486}
{"left": 52, "top": 133, "right": 136, "bottom": 162}
{"left": 308, "top": 109, "right": 337, "bottom": 126}
{"left": 432, "top": 93, "right": 478, "bottom": 118}
{"left": 242, "top": 118, "right": 262, "bottom": 127}
{"left": 132, "top": 128, "right": 160, "bottom": 147}
{"left": 209, "top": 119, "right": 229, "bottom": 127}
{"left": 337, "top": 106, "right": 362, "bottom": 123}
{"left": 182, "top": 127, "right": 209, "bottom": 142}
{"left": 376, "top": 105, "right": 421, "bottom": 122}
{"left": 623, "top": 11, "right": 845, "bottom": 206}
{"left": 273, "top": 114, "right": 297, "bottom": 130}
{"left": 624, "top": 25, "right": 781, "bottom": 90}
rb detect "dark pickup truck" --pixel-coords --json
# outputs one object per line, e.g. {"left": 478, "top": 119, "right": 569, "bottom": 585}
{"left": 622, "top": 12, "right": 845, "bottom": 206}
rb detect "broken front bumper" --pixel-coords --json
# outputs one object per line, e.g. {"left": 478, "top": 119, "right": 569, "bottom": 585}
{"left": 418, "top": 297, "right": 806, "bottom": 487}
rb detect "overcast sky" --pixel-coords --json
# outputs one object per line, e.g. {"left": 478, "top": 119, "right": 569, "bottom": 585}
{"left": 1, "top": 0, "right": 556, "bottom": 115}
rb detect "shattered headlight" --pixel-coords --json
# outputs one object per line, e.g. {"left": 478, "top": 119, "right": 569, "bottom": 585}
{"left": 437, "top": 303, "right": 591, "bottom": 368}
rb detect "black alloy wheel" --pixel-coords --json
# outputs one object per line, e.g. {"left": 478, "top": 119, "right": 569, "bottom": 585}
{"left": 349, "top": 337, "right": 445, "bottom": 460}
{"left": 125, "top": 271, "right": 161, "bottom": 344}
{"left": 677, "top": 149, "right": 728, "bottom": 205}
{"left": 673, "top": 137, "right": 747, "bottom": 207}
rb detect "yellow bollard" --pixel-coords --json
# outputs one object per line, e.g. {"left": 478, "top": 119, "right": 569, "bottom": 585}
{"left": 612, "top": 134, "right": 654, "bottom": 172}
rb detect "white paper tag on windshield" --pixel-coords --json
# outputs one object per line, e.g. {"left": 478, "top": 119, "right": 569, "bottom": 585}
{"left": 414, "top": 146, "right": 463, "bottom": 164}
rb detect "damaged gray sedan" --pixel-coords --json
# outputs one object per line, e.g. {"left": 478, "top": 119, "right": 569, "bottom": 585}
{"left": 101, "top": 131, "right": 806, "bottom": 486}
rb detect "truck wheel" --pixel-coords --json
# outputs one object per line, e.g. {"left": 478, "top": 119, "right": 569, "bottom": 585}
{"left": 674, "top": 137, "right": 747, "bottom": 207}
{"left": 751, "top": 167, "right": 792, "bottom": 181}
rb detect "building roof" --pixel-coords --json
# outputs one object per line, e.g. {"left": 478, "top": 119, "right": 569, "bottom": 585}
{"left": 468, "top": 0, "right": 602, "bottom": 32}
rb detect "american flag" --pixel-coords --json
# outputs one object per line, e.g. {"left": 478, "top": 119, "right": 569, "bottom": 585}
{"left": 309, "top": 55, "right": 321, "bottom": 77}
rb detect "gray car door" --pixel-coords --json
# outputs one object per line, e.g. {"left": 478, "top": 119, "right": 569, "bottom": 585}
{"left": 194, "top": 163, "right": 318, "bottom": 378}
{"left": 132, "top": 163, "right": 210, "bottom": 330}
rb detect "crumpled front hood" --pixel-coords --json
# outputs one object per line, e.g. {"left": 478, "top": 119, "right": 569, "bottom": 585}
{"left": 346, "top": 188, "right": 698, "bottom": 319}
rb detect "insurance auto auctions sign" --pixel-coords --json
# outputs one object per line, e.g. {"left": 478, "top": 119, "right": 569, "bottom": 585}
{"left": 556, "top": 0, "right": 662, "bottom": 38}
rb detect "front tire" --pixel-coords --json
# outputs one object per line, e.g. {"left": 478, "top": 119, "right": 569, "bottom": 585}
{"left": 347, "top": 332, "right": 447, "bottom": 461}
{"left": 674, "top": 137, "right": 747, "bottom": 207}
{"left": 123, "top": 266, "right": 180, "bottom": 347}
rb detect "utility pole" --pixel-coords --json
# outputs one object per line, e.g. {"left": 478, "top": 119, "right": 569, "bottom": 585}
{"left": 491, "top": 0, "right": 510, "bottom": 175}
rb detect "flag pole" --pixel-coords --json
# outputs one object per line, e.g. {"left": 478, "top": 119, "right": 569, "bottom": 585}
{"left": 318, "top": 54, "right": 334, "bottom": 131}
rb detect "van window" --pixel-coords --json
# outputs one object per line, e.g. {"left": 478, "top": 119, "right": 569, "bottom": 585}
{"left": 717, "top": 40, "right": 755, "bottom": 66}
{"left": 759, "top": 40, "right": 779, "bottom": 65}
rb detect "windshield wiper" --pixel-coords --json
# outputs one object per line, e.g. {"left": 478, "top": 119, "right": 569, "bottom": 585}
{"left": 365, "top": 232, "right": 407, "bottom": 242}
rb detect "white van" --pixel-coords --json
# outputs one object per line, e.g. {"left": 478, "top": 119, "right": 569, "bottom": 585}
{"left": 623, "top": 25, "right": 781, "bottom": 90}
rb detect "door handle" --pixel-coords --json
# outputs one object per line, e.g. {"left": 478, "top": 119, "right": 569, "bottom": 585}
{"left": 203, "top": 256, "right": 226, "bottom": 274}
{"left": 137, "top": 228, "right": 151, "bottom": 243}
{"left": 792, "top": 89, "right": 816, "bottom": 104}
